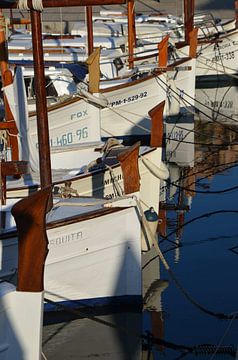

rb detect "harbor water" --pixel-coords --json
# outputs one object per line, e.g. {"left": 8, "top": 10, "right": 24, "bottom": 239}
{"left": 42, "top": 80, "right": 238, "bottom": 359}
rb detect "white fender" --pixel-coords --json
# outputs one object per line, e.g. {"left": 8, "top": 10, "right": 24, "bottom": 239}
{"left": 141, "top": 157, "right": 169, "bottom": 180}
{"left": 80, "top": 88, "right": 108, "bottom": 108}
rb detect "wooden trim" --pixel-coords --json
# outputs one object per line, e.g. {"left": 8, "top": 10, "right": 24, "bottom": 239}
{"left": 46, "top": 205, "right": 130, "bottom": 229}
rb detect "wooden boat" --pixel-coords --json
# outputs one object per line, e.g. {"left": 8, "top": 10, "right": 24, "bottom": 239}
{"left": 3, "top": 68, "right": 168, "bottom": 214}
{"left": 179, "top": 0, "right": 238, "bottom": 81}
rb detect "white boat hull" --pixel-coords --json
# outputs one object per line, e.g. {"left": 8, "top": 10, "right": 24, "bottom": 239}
{"left": 196, "top": 29, "right": 238, "bottom": 78}
{"left": 0, "top": 200, "right": 142, "bottom": 310}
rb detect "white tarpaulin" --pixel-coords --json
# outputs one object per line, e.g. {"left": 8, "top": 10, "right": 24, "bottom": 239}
{"left": 3, "top": 67, "right": 39, "bottom": 172}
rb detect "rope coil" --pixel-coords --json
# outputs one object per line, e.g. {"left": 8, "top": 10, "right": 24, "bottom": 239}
{"left": 17, "top": 0, "right": 43, "bottom": 11}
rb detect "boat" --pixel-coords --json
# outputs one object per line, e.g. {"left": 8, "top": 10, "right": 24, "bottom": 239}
{"left": 2, "top": 66, "right": 168, "bottom": 215}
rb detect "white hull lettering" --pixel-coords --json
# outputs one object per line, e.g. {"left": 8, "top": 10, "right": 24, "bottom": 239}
{"left": 70, "top": 110, "right": 88, "bottom": 121}
{"left": 110, "top": 91, "right": 148, "bottom": 107}
{"left": 49, "top": 231, "right": 83, "bottom": 247}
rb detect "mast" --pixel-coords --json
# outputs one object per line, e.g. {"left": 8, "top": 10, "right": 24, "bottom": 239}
{"left": 184, "top": 0, "right": 194, "bottom": 44}
{"left": 86, "top": 6, "right": 94, "bottom": 55}
{"left": 127, "top": 0, "right": 136, "bottom": 69}
{"left": 30, "top": 9, "right": 52, "bottom": 190}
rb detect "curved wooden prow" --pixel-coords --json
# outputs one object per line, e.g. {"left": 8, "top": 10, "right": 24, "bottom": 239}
{"left": 86, "top": 47, "right": 100, "bottom": 93}
{"left": 117, "top": 141, "right": 140, "bottom": 194}
{"left": 189, "top": 28, "right": 198, "bottom": 58}
{"left": 158, "top": 35, "right": 170, "bottom": 68}
{"left": 148, "top": 101, "right": 165, "bottom": 148}
{"left": 11, "top": 187, "right": 51, "bottom": 292}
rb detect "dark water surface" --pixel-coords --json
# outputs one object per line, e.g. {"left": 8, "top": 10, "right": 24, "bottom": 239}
{"left": 42, "top": 83, "right": 238, "bottom": 359}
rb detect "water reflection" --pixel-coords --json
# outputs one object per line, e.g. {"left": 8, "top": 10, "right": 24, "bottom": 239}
{"left": 158, "top": 83, "right": 238, "bottom": 359}
{"left": 195, "top": 78, "right": 238, "bottom": 123}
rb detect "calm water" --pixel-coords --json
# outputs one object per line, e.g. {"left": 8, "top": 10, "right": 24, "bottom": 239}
{"left": 42, "top": 82, "right": 238, "bottom": 359}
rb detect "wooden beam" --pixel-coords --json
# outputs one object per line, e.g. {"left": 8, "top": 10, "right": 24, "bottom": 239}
{"left": 0, "top": 0, "right": 126, "bottom": 9}
{"left": 30, "top": 9, "right": 52, "bottom": 192}
{"left": 184, "top": 0, "right": 194, "bottom": 44}
{"left": 127, "top": 0, "right": 135, "bottom": 69}
{"left": 86, "top": 6, "right": 94, "bottom": 55}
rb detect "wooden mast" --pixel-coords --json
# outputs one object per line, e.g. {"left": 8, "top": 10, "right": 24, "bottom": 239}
{"left": 127, "top": 0, "right": 136, "bottom": 69}
{"left": 86, "top": 6, "right": 94, "bottom": 55}
{"left": 30, "top": 9, "right": 52, "bottom": 192}
{"left": 184, "top": 0, "right": 194, "bottom": 44}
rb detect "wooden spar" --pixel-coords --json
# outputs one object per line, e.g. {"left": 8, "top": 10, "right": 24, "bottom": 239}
{"left": 86, "top": 6, "right": 94, "bottom": 55}
{"left": 30, "top": 9, "right": 52, "bottom": 192}
{"left": 158, "top": 35, "right": 169, "bottom": 68}
{"left": 11, "top": 187, "right": 51, "bottom": 292}
{"left": 184, "top": 0, "right": 194, "bottom": 44}
{"left": 10, "top": 17, "right": 31, "bottom": 25}
{"left": 127, "top": 0, "right": 136, "bottom": 69}
{"left": 148, "top": 101, "right": 165, "bottom": 148}
{"left": 189, "top": 27, "right": 198, "bottom": 58}
{"left": 0, "top": 0, "right": 126, "bottom": 8}
{"left": 117, "top": 141, "right": 140, "bottom": 194}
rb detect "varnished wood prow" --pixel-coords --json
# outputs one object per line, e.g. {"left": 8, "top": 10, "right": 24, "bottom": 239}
{"left": 148, "top": 101, "right": 165, "bottom": 148}
{"left": 11, "top": 187, "right": 51, "bottom": 292}
{"left": 117, "top": 141, "right": 140, "bottom": 194}
{"left": 158, "top": 35, "right": 170, "bottom": 68}
{"left": 189, "top": 28, "right": 198, "bottom": 58}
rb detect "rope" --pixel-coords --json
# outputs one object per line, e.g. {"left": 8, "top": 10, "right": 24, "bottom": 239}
{"left": 17, "top": 0, "right": 43, "bottom": 11}
{"left": 105, "top": 163, "right": 124, "bottom": 196}
{"left": 41, "top": 351, "right": 48, "bottom": 360}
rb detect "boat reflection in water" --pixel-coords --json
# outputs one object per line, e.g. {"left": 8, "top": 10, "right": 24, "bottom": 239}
{"left": 42, "top": 247, "right": 168, "bottom": 359}
{"left": 158, "top": 114, "right": 195, "bottom": 263}
{"left": 195, "top": 77, "right": 238, "bottom": 123}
